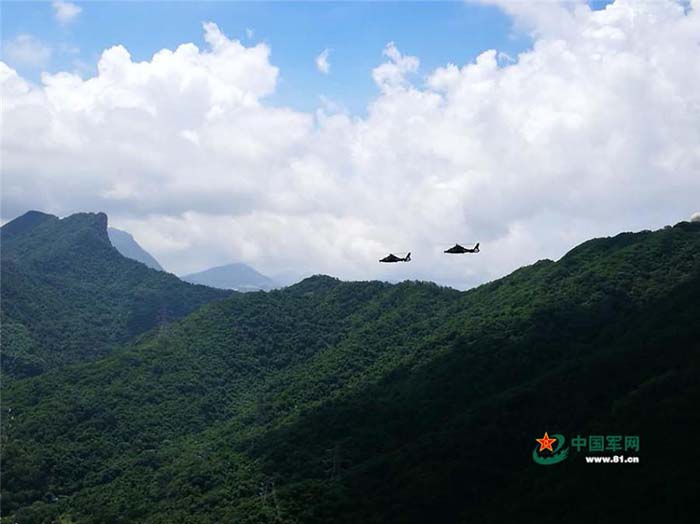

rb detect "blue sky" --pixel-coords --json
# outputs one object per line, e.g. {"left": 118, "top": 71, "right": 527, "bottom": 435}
{"left": 1, "top": 1, "right": 538, "bottom": 114}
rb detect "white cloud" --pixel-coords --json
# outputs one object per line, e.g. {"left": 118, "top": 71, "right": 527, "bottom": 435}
{"left": 1, "top": 34, "right": 52, "bottom": 69}
{"left": 1, "top": 3, "right": 699, "bottom": 287}
{"left": 372, "top": 42, "right": 419, "bottom": 91}
{"left": 496, "top": 51, "right": 514, "bottom": 64}
{"left": 315, "top": 48, "right": 331, "bottom": 74}
{"left": 691, "top": 212, "right": 700, "bottom": 223}
{"left": 477, "top": 0, "right": 587, "bottom": 38}
{"left": 53, "top": 1, "right": 82, "bottom": 25}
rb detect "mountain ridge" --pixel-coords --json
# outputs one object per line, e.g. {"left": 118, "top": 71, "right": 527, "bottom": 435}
{"left": 0, "top": 210, "right": 230, "bottom": 377}
{"left": 2, "top": 220, "right": 698, "bottom": 522}
{"left": 107, "top": 227, "right": 165, "bottom": 271}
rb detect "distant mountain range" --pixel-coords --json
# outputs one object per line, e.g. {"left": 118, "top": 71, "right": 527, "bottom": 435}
{"left": 182, "top": 262, "right": 277, "bottom": 291}
{"left": 107, "top": 227, "right": 164, "bottom": 271}
{"left": 2, "top": 213, "right": 699, "bottom": 523}
{"left": 105, "top": 224, "right": 278, "bottom": 292}
{"left": 0, "top": 210, "right": 230, "bottom": 377}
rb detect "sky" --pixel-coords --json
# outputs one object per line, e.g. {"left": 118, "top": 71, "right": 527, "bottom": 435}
{"left": 1, "top": 0, "right": 699, "bottom": 288}
{"left": 1, "top": 1, "right": 534, "bottom": 115}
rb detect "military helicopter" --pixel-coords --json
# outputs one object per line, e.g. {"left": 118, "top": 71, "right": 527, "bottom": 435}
{"left": 444, "top": 243, "right": 480, "bottom": 254}
{"left": 379, "top": 252, "right": 411, "bottom": 263}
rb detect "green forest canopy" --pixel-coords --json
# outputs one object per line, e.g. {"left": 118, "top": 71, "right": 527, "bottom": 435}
{"left": 2, "top": 218, "right": 699, "bottom": 523}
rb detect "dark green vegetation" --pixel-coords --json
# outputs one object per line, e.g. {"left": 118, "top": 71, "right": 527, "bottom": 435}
{"left": 2, "top": 220, "right": 699, "bottom": 523}
{"left": 1, "top": 211, "right": 229, "bottom": 377}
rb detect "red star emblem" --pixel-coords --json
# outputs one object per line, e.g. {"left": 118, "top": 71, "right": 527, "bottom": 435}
{"left": 536, "top": 432, "right": 557, "bottom": 452}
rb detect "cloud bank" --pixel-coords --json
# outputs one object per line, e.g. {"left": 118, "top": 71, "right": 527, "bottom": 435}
{"left": 2, "top": 2, "right": 699, "bottom": 287}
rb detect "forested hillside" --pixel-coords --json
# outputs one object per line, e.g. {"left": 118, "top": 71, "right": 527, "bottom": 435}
{"left": 0, "top": 211, "right": 230, "bottom": 377}
{"left": 1, "top": 221, "right": 699, "bottom": 523}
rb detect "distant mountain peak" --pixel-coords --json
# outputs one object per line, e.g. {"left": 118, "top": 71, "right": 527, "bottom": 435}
{"left": 1, "top": 211, "right": 112, "bottom": 259}
{"left": 1, "top": 209, "right": 229, "bottom": 377}
{"left": 108, "top": 227, "right": 164, "bottom": 271}
{"left": 14, "top": 209, "right": 55, "bottom": 222}
{"left": 675, "top": 220, "right": 700, "bottom": 232}
{"left": 0, "top": 210, "right": 58, "bottom": 239}
{"left": 63, "top": 212, "right": 110, "bottom": 243}
{"left": 182, "top": 262, "right": 276, "bottom": 291}
{"left": 290, "top": 274, "right": 341, "bottom": 291}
